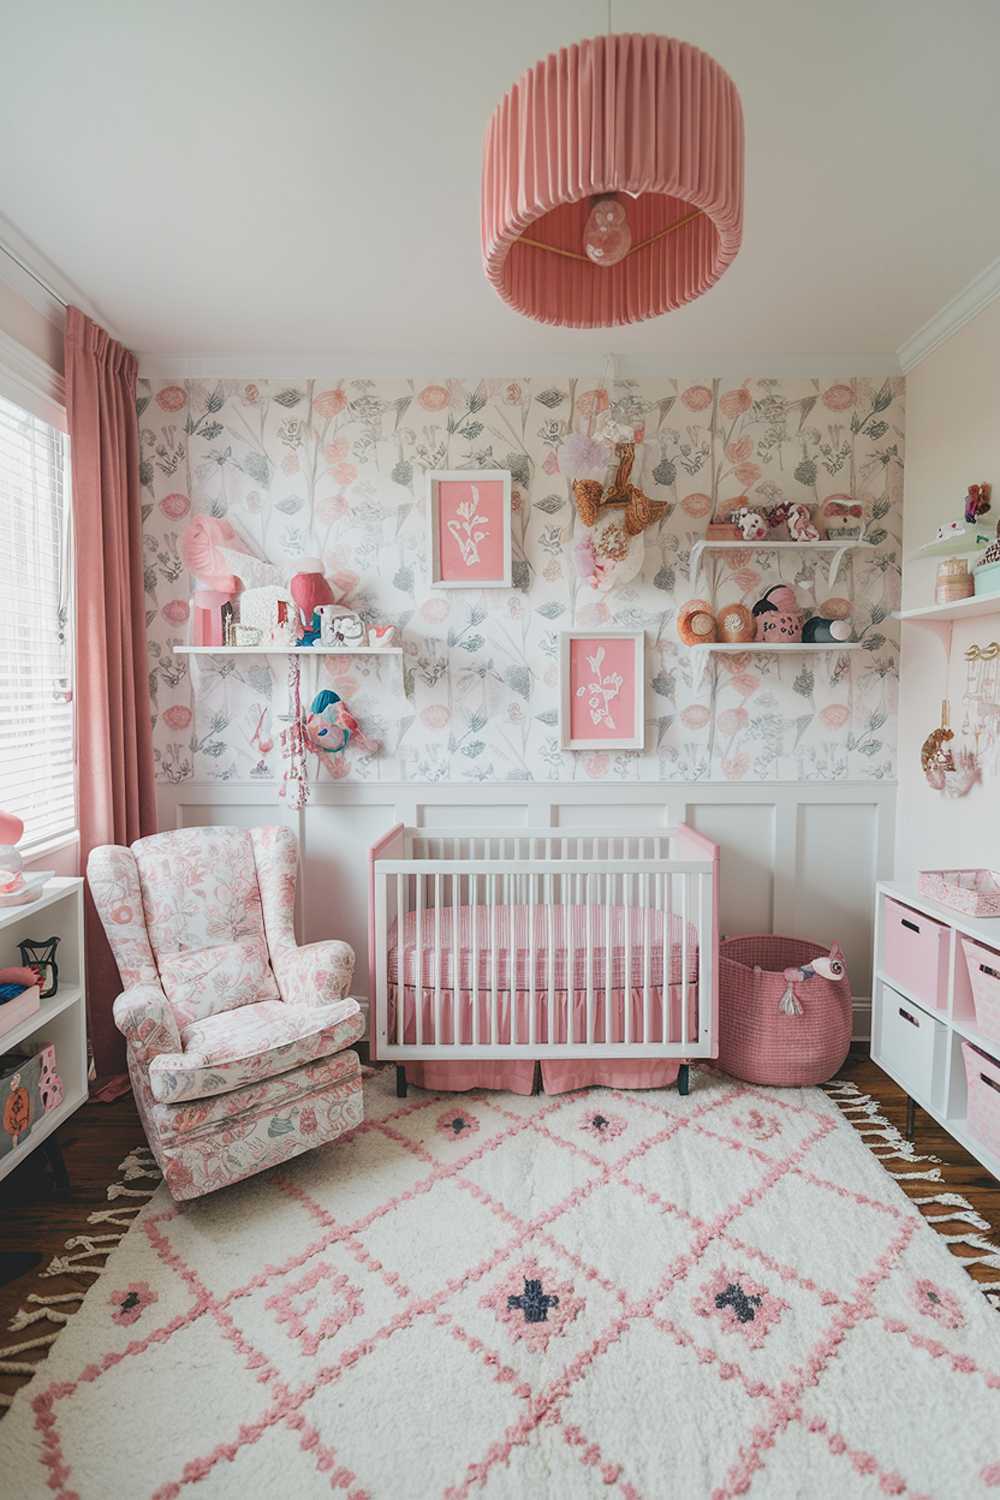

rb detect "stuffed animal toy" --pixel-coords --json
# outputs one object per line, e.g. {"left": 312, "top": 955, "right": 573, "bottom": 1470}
{"left": 572, "top": 443, "right": 668, "bottom": 537}
{"left": 751, "top": 584, "right": 803, "bottom": 643}
{"left": 779, "top": 943, "right": 847, "bottom": 1015}
{"left": 821, "top": 496, "right": 864, "bottom": 539}
{"left": 677, "top": 599, "right": 717, "bottom": 645}
{"left": 786, "top": 502, "right": 821, "bottom": 541}
{"left": 965, "top": 481, "right": 992, "bottom": 524}
{"left": 802, "top": 614, "right": 852, "bottom": 643}
{"left": 304, "top": 689, "right": 380, "bottom": 756}
{"left": 730, "top": 505, "right": 768, "bottom": 541}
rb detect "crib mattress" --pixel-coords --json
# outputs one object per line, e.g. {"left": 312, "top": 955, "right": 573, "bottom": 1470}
{"left": 386, "top": 902, "right": 699, "bottom": 991}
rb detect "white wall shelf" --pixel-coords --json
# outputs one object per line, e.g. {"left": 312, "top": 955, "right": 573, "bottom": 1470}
{"left": 0, "top": 878, "right": 87, "bottom": 1186}
{"left": 893, "top": 594, "right": 999, "bottom": 664}
{"left": 686, "top": 640, "right": 862, "bottom": 691}
{"left": 173, "top": 645, "right": 403, "bottom": 656}
{"left": 690, "top": 538, "right": 873, "bottom": 591}
{"left": 906, "top": 531, "right": 993, "bottom": 563}
{"left": 871, "top": 880, "right": 1000, "bottom": 1185}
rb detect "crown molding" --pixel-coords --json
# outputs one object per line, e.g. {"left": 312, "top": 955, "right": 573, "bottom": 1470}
{"left": 0, "top": 328, "right": 66, "bottom": 430}
{"left": 897, "top": 254, "right": 1000, "bottom": 374}
{"left": 0, "top": 213, "right": 123, "bottom": 341}
{"left": 136, "top": 350, "right": 902, "bottom": 381}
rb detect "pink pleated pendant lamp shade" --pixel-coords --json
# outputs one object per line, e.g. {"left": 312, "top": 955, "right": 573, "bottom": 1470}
{"left": 482, "top": 33, "right": 744, "bottom": 329}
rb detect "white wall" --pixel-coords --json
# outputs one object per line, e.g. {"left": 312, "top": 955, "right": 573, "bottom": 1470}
{"left": 896, "top": 297, "right": 1000, "bottom": 881}
{"left": 157, "top": 779, "right": 896, "bottom": 1035}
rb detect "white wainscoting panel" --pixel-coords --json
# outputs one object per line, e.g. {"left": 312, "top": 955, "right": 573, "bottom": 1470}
{"left": 156, "top": 781, "right": 896, "bottom": 1038}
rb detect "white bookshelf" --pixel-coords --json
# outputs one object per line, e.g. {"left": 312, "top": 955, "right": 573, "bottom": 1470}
{"left": 0, "top": 878, "right": 87, "bottom": 1185}
{"left": 871, "top": 880, "right": 1000, "bottom": 1183}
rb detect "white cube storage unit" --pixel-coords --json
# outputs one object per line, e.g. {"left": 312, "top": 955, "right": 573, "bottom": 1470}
{"left": 872, "top": 880, "right": 1000, "bottom": 1180}
{"left": 0, "top": 878, "right": 87, "bottom": 1184}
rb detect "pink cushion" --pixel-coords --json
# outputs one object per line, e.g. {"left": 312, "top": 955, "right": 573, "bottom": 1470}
{"left": 148, "top": 999, "right": 363, "bottom": 1103}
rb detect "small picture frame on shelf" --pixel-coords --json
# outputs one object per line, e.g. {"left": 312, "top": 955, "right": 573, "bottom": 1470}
{"left": 428, "top": 470, "right": 512, "bottom": 589}
{"left": 559, "top": 631, "right": 645, "bottom": 751}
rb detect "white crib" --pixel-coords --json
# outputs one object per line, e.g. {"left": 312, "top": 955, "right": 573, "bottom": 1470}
{"left": 369, "top": 824, "right": 719, "bottom": 1095}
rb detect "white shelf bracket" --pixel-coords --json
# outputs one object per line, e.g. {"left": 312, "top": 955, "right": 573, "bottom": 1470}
{"left": 827, "top": 545, "right": 850, "bottom": 591}
{"left": 690, "top": 541, "right": 705, "bottom": 591}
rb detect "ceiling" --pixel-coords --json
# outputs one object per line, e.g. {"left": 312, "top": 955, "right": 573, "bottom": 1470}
{"left": 2, "top": 0, "right": 999, "bottom": 372}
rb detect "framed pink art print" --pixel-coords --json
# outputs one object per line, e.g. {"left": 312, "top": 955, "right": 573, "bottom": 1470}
{"left": 428, "top": 470, "right": 512, "bottom": 588}
{"left": 559, "top": 631, "right": 645, "bottom": 751}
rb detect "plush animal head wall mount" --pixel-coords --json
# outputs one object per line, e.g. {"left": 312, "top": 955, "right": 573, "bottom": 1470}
{"left": 572, "top": 443, "right": 669, "bottom": 537}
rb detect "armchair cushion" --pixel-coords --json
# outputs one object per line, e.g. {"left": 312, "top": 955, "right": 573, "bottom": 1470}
{"left": 130, "top": 827, "right": 280, "bottom": 1025}
{"left": 147, "top": 997, "right": 364, "bottom": 1103}
{"left": 272, "top": 939, "right": 355, "bottom": 1007}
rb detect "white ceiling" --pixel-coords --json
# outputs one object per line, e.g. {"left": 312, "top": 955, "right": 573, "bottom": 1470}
{"left": 2, "top": 0, "right": 999, "bottom": 372}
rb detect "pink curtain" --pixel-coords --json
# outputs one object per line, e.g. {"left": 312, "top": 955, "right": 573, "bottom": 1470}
{"left": 66, "top": 306, "right": 157, "bottom": 1079}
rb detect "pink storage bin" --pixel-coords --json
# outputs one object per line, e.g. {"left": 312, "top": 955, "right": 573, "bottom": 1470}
{"left": 961, "top": 1040, "right": 1000, "bottom": 1162}
{"left": 918, "top": 868, "right": 1000, "bottom": 918}
{"left": 881, "top": 898, "right": 949, "bottom": 1011}
{"left": 718, "top": 935, "right": 852, "bottom": 1086}
{"left": 961, "top": 939, "right": 1000, "bottom": 1046}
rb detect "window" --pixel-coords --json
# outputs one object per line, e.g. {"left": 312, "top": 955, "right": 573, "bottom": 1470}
{"left": 0, "top": 392, "right": 75, "bottom": 848}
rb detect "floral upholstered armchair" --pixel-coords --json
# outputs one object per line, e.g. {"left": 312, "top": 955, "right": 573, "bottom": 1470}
{"left": 88, "top": 825, "right": 364, "bottom": 1200}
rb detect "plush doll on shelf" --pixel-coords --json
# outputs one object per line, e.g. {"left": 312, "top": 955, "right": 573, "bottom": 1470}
{"left": 304, "top": 689, "right": 380, "bottom": 757}
{"left": 965, "top": 481, "right": 992, "bottom": 524}
{"left": 730, "top": 505, "right": 768, "bottom": 541}
{"left": 751, "top": 584, "right": 803, "bottom": 643}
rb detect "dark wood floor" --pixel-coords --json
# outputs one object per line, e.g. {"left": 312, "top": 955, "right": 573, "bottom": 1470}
{"left": 0, "top": 1053, "right": 997, "bottom": 1407}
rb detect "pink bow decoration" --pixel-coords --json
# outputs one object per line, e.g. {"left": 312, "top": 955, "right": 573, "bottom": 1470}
{"left": 824, "top": 500, "right": 863, "bottom": 519}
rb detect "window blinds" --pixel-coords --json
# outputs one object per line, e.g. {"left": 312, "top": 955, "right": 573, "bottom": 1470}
{"left": 0, "top": 393, "right": 75, "bottom": 848}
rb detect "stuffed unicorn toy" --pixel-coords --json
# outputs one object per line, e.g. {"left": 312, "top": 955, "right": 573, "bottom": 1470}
{"left": 779, "top": 943, "right": 847, "bottom": 1016}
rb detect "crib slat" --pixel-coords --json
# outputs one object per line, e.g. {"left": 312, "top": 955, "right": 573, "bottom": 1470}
{"left": 396, "top": 872, "right": 405, "bottom": 1047}
{"left": 642, "top": 871, "right": 651, "bottom": 1045}
{"left": 624, "top": 870, "right": 632, "bottom": 1046}
{"left": 664, "top": 870, "right": 673, "bottom": 1045}
{"left": 528, "top": 862, "right": 537, "bottom": 1047}
{"left": 586, "top": 871, "right": 594, "bottom": 1046}
{"left": 434, "top": 873, "right": 443, "bottom": 1046}
{"left": 680, "top": 873, "right": 689, "bottom": 1047}
{"left": 490, "top": 872, "right": 499, "bottom": 1046}
{"left": 507, "top": 870, "right": 516, "bottom": 1046}
{"left": 471, "top": 870, "right": 479, "bottom": 1047}
{"left": 604, "top": 877, "right": 612, "bottom": 1046}
{"left": 452, "top": 867, "right": 460, "bottom": 1048}
{"left": 546, "top": 871, "right": 555, "bottom": 1047}
{"left": 415, "top": 862, "right": 423, "bottom": 1047}
{"left": 694, "top": 869, "right": 704, "bottom": 1049}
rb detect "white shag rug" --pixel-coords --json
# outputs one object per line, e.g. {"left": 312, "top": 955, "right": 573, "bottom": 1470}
{"left": 1, "top": 1067, "right": 999, "bottom": 1499}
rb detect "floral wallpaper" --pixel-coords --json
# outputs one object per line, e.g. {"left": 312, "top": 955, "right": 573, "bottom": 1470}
{"left": 138, "top": 375, "right": 903, "bottom": 785}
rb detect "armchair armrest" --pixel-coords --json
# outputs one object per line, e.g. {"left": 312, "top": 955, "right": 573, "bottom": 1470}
{"left": 273, "top": 940, "right": 355, "bottom": 1008}
{"left": 113, "top": 983, "right": 183, "bottom": 1066}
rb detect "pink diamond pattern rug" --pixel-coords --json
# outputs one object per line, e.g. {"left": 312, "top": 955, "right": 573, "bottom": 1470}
{"left": 1, "top": 1067, "right": 999, "bottom": 1497}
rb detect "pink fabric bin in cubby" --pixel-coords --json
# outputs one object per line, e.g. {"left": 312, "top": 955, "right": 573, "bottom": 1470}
{"left": 718, "top": 935, "right": 852, "bottom": 1087}
{"left": 961, "top": 939, "right": 1000, "bottom": 1047}
{"left": 881, "top": 899, "right": 949, "bottom": 1011}
{"left": 961, "top": 1041, "right": 1000, "bottom": 1162}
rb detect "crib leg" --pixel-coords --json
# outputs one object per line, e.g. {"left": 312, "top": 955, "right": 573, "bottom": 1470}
{"left": 395, "top": 1066, "right": 408, "bottom": 1099}
{"left": 677, "top": 1064, "right": 691, "bottom": 1097}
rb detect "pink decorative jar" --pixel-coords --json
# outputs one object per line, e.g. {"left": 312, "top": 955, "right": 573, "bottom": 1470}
{"left": 718, "top": 934, "right": 852, "bottom": 1086}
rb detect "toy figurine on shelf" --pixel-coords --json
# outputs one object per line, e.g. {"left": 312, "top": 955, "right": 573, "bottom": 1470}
{"left": 730, "top": 505, "right": 768, "bottom": 541}
{"left": 304, "top": 690, "right": 380, "bottom": 756}
{"left": 751, "top": 584, "right": 804, "bottom": 643}
{"left": 965, "top": 481, "right": 992, "bottom": 525}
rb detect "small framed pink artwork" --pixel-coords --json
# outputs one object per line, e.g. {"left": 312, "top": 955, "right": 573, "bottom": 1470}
{"left": 559, "top": 631, "right": 645, "bottom": 750}
{"left": 428, "top": 470, "right": 512, "bottom": 588}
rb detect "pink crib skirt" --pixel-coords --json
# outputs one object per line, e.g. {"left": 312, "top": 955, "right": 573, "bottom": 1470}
{"left": 386, "top": 902, "right": 699, "bottom": 1096}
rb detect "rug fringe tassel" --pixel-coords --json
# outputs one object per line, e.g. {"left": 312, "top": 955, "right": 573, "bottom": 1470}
{"left": 0, "top": 1142, "right": 161, "bottom": 1410}
{"left": 823, "top": 1079, "right": 1000, "bottom": 1313}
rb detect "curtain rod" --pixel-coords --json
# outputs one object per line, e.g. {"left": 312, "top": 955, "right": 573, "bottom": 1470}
{"left": 0, "top": 238, "right": 69, "bottom": 309}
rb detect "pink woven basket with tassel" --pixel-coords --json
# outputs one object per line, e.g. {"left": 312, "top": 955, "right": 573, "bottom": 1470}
{"left": 719, "top": 935, "right": 852, "bottom": 1086}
